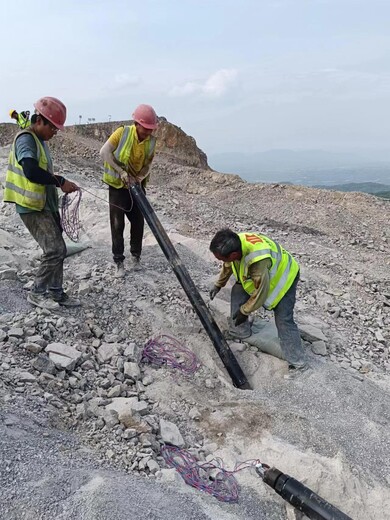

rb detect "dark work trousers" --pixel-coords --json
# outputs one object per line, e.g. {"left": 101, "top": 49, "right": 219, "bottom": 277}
{"left": 109, "top": 186, "right": 145, "bottom": 264}
{"left": 20, "top": 211, "right": 66, "bottom": 298}
{"left": 231, "top": 274, "right": 306, "bottom": 367}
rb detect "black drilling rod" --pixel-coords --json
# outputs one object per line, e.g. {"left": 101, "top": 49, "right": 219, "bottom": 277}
{"left": 263, "top": 467, "right": 353, "bottom": 520}
{"left": 130, "top": 184, "right": 251, "bottom": 390}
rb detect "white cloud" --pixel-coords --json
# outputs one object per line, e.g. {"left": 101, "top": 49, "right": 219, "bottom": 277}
{"left": 107, "top": 73, "right": 140, "bottom": 92}
{"left": 170, "top": 69, "right": 238, "bottom": 98}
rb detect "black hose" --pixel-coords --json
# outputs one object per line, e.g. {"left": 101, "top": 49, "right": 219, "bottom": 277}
{"left": 263, "top": 467, "right": 353, "bottom": 520}
{"left": 130, "top": 184, "right": 251, "bottom": 390}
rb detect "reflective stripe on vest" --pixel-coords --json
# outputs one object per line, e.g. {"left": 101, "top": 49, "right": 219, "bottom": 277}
{"left": 232, "top": 233, "right": 299, "bottom": 310}
{"left": 3, "top": 130, "right": 49, "bottom": 211}
{"left": 102, "top": 125, "right": 156, "bottom": 189}
{"left": 17, "top": 114, "right": 30, "bottom": 129}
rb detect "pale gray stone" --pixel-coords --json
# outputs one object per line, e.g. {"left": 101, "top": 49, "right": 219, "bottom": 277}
{"left": 92, "top": 326, "right": 104, "bottom": 339}
{"left": 28, "top": 335, "right": 47, "bottom": 347}
{"left": 229, "top": 341, "right": 246, "bottom": 353}
{"left": 159, "top": 418, "right": 185, "bottom": 447}
{"left": 299, "top": 324, "right": 327, "bottom": 343}
{"left": 105, "top": 397, "right": 138, "bottom": 423}
{"left": 97, "top": 343, "right": 120, "bottom": 363}
{"left": 131, "top": 400, "right": 149, "bottom": 416}
{"left": 147, "top": 459, "right": 160, "bottom": 474}
{"left": 31, "top": 355, "right": 56, "bottom": 375}
{"left": 18, "top": 371, "right": 37, "bottom": 383}
{"left": 102, "top": 409, "right": 119, "bottom": 429}
{"left": 351, "top": 359, "right": 362, "bottom": 370}
{"left": 142, "top": 374, "right": 154, "bottom": 386}
{"left": 8, "top": 327, "right": 24, "bottom": 338}
{"left": 78, "top": 281, "right": 91, "bottom": 296}
{"left": 107, "top": 385, "right": 122, "bottom": 398}
{"left": 311, "top": 341, "right": 327, "bottom": 356}
{"left": 45, "top": 342, "right": 82, "bottom": 371}
{"left": 0, "top": 268, "right": 18, "bottom": 280}
{"left": 24, "top": 342, "right": 44, "bottom": 354}
{"left": 158, "top": 468, "right": 177, "bottom": 482}
{"left": 124, "top": 362, "right": 141, "bottom": 380}
{"left": 189, "top": 407, "right": 201, "bottom": 420}
{"left": 124, "top": 343, "right": 136, "bottom": 357}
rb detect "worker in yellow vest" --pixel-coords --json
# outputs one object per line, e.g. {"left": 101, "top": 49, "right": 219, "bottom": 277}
{"left": 4, "top": 97, "right": 80, "bottom": 309}
{"left": 9, "top": 109, "right": 31, "bottom": 129}
{"left": 209, "top": 229, "right": 307, "bottom": 372}
{"left": 99, "top": 104, "right": 158, "bottom": 277}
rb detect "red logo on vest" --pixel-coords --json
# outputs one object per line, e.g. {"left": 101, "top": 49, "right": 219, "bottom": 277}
{"left": 244, "top": 233, "right": 263, "bottom": 244}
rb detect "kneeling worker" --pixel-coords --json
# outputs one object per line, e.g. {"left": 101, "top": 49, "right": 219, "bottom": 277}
{"left": 209, "top": 229, "right": 307, "bottom": 372}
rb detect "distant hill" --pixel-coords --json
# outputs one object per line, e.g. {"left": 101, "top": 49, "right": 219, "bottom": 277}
{"left": 209, "top": 149, "right": 390, "bottom": 186}
{"left": 313, "top": 182, "right": 390, "bottom": 199}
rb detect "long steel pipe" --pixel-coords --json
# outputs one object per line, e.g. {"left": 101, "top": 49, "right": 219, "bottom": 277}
{"left": 130, "top": 184, "right": 251, "bottom": 390}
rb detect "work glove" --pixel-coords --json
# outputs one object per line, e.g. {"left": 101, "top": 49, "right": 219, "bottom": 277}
{"left": 233, "top": 310, "right": 249, "bottom": 327}
{"left": 120, "top": 169, "right": 130, "bottom": 185}
{"left": 120, "top": 169, "right": 135, "bottom": 187}
{"left": 209, "top": 285, "right": 221, "bottom": 300}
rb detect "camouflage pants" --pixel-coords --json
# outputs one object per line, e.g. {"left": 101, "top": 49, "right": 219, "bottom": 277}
{"left": 20, "top": 211, "right": 66, "bottom": 297}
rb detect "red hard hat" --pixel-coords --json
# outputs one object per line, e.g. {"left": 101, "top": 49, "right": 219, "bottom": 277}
{"left": 132, "top": 104, "right": 158, "bottom": 130}
{"left": 33, "top": 96, "right": 67, "bottom": 131}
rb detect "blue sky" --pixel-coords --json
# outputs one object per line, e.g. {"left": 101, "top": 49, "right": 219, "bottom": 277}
{"left": 1, "top": 0, "right": 390, "bottom": 156}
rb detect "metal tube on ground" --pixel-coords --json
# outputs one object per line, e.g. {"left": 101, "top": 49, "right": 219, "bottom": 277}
{"left": 130, "top": 184, "right": 251, "bottom": 390}
{"left": 262, "top": 467, "right": 353, "bottom": 520}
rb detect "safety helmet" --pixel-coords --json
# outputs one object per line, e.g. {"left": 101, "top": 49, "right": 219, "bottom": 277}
{"left": 132, "top": 104, "right": 158, "bottom": 130}
{"left": 9, "top": 109, "right": 17, "bottom": 118}
{"left": 33, "top": 96, "right": 67, "bottom": 130}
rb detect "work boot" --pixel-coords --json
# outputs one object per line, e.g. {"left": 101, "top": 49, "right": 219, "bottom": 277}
{"left": 114, "top": 262, "right": 125, "bottom": 278}
{"left": 284, "top": 364, "right": 309, "bottom": 380}
{"left": 130, "top": 255, "right": 141, "bottom": 271}
{"left": 52, "top": 292, "right": 82, "bottom": 307}
{"left": 27, "top": 292, "right": 60, "bottom": 310}
{"left": 226, "top": 317, "right": 252, "bottom": 340}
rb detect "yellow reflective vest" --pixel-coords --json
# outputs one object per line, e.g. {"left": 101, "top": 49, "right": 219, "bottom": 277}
{"left": 102, "top": 124, "right": 156, "bottom": 189}
{"left": 3, "top": 130, "right": 51, "bottom": 211}
{"left": 17, "top": 113, "right": 31, "bottom": 129}
{"left": 231, "top": 232, "right": 300, "bottom": 310}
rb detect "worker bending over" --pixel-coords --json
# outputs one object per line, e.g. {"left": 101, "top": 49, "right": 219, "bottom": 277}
{"left": 209, "top": 229, "right": 307, "bottom": 372}
{"left": 9, "top": 109, "right": 31, "bottom": 129}
{"left": 100, "top": 104, "right": 158, "bottom": 277}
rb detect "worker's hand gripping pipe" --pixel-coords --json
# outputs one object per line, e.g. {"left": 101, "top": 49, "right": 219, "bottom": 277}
{"left": 255, "top": 465, "right": 353, "bottom": 520}
{"left": 129, "top": 184, "right": 251, "bottom": 390}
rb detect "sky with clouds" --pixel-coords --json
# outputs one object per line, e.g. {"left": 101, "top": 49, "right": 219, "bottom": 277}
{"left": 1, "top": 0, "right": 389, "bottom": 156}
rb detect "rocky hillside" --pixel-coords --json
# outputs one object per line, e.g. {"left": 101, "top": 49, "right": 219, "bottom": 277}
{"left": 0, "top": 119, "right": 209, "bottom": 169}
{"left": 0, "top": 121, "right": 389, "bottom": 520}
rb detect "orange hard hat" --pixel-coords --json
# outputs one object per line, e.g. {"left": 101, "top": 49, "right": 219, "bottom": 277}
{"left": 33, "top": 96, "right": 67, "bottom": 130}
{"left": 132, "top": 104, "right": 158, "bottom": 130}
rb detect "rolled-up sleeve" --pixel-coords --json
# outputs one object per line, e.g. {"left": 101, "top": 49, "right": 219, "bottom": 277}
{"left": 215, "top": 262, "right": 233, "bottom": 288}
{"left": 240, "top": 258, "right": 271, "bottom": 315}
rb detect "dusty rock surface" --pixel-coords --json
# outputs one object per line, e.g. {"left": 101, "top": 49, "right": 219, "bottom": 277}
{"left": 0, "top": 121, "right": 389, "bottom": 519}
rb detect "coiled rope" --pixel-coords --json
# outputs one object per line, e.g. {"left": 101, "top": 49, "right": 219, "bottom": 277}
{"left": 60, "top": 185, "right": 134, "bottom": 242}
{"left": 141, "top": 334, "right": 200, "bottom": 374}
{"left": 161, "top": 445, "right": 266, "bottom": 503}
{"left": 61, "top": 189, "right": 82, "bottom": 242}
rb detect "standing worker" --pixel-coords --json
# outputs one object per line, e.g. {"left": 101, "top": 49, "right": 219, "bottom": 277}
{"left": 99, "top": 104, "right": 158, "bottom": 277}
{"left": 9, "top": 109, "right": 31, "bottom": 129}
{"left": 209, "top": 229, "right": 307, "bottom": 372}
{"left": 3, "top": 96, "right": 81, "bottom": 309}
